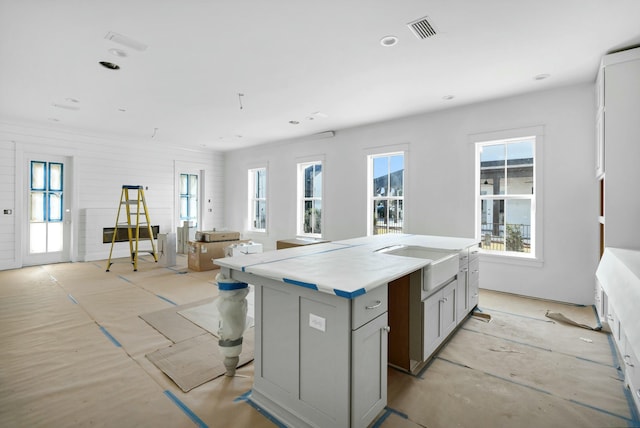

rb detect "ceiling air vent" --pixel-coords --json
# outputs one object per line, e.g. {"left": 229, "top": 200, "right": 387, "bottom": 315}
{"left": 407, "top": 16, "right": 437, "bottom": 39}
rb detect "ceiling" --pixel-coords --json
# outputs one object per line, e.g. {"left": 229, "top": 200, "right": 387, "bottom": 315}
{"left": 1, "top": 1, "right": 640, "bottom": 152}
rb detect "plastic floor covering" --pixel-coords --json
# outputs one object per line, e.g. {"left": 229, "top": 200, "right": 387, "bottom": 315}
{"left": 0, "top": 255, "right": 638, "bottom": 427}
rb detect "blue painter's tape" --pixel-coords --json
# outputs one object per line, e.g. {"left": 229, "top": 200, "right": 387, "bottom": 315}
{"left": 283, "top": 278, "right": 318, "bottom": 290}
{"left": 118, "top": 275, "right": 133, "bottom": 284}
{"left": 233, "top": 389, "right": 252, "bottom": 403}
{"left": 164, "top": 390, "right": 208, "bottom": 428}
{"left": 246, "top": 398, "right": 288, "bottom": 428}
{"left": 67, "top": 294, "right": 78, "bottom": 304}
{"left": 370, "top": 406, "right": 408, "bottom": 428}
{"left": 218, "top": 281, "right": 249, "bottom": 291}
{"left": 569, "top": 398, "right": 634, "bottom": 423}
{"left": 99, "top": 326, "right": 122, "bottom": 347}
{"left": 333, "top": 287, "right": 366, "bottom": 299}
{"left": 156, "top": 294, "right": 177, "bottom": 306}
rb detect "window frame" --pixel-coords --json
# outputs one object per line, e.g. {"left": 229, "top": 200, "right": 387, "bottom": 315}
{"left": 297, "top": 160, "right": 324, "bottom": 238}
{"left": 248, "top": 167, "right": 267, "bottom": 233}
{"left": 473, "top": 126, "right": 543, "bottom": 264}
{"left": 367, "top": 150, "right": 405, "bottom": 236}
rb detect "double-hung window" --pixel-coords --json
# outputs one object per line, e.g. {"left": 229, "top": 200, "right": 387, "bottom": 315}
{"left": 476, "top": 136, "right": 536, "bottom": 256}
{"left": 249, "top": 167, "right": 267, "bottom": 232}
{"left": 297, "top": 161, "right": 323, "bottom": 237}
{"left": 368, "top": 152, "right": 404, "bottom": 235}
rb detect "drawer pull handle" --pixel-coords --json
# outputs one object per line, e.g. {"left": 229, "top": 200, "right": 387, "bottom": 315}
{"left": 624, "top": 355, "right": 635, "bottom": 367}
{"left": 366, "top": 300, "right": 382, "bottom": 310}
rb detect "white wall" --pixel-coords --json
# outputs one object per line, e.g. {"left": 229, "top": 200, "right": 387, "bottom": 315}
{"left": 224, "top": 83, "right": 599, "bottom": 305}
{"left": 0, "top": 122, "right": 225, "bottom": 269}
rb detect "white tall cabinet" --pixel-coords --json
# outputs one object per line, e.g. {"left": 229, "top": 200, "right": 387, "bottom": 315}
{"left": 595, "top": 46, "right": 640, "bottom": 415}
{"left": 596, "top": 47, "right": 640, "bottom": 253}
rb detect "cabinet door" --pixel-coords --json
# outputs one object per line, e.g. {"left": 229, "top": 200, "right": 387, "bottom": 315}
{"left": 441, "top": 281, "right": 457, "bottom": 337}
{"left": 423, "top": 292, "right": 442, "bottom": 360}
{"left": 456, "top": 267, "right": 469, "bottom": 321}
{"left": 352, "top": 312, "right": 388, "bottom": 428}
{"left": 469, "top": 258, "right": 480, "bottom": 309}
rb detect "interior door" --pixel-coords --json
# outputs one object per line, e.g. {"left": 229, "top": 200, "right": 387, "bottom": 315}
{"left": 24, "top": 156, "right": 71, "bottom": 266}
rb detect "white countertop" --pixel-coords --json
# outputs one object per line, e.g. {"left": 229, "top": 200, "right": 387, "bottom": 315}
{"left": 215, "top": 234, "right": 477, "bottom": 299}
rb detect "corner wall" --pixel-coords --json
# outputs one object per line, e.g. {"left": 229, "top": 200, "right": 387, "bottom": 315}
{"left": 0, "top": 122, "right": 225, "bottom": 268}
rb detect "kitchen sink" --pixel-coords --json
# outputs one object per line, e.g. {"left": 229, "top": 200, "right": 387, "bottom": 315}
{"left": 376, "top": 245, "right": 459, "bottom": 291}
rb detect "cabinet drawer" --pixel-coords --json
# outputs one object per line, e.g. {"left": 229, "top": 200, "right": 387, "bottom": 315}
{"left": 468, "top": 245, "right": 480, "bottom": 262}
{"left": 458, "top": 249, "right": 469, "bottom": 267}
{"left": 352, "top": 285, "right": 388, "bottom": 330}
{"left": 469, "top": 258, "right": 480, "bottom": 285}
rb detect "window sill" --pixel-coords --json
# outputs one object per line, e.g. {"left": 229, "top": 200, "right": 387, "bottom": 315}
{"left": 479, "top": 251, "right": 544, "bottom": 268}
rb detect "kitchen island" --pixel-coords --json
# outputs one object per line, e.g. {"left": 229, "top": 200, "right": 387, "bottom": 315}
{"left": 215, "top": 234, "right": 478, "bottom": 428}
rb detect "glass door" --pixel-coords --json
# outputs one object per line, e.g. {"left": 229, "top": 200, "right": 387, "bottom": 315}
{"left": 25, "top": 158, "right": 70, "bottom": 265}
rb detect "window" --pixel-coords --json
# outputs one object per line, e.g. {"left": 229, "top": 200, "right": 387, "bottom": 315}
{"left": 476, "top": 137, "right": 535, "bottom": 256}
{"left": 368, "top": 152, "right": 404, "bottom": 235}
{"left": 29, "top": 161, "right": 64, "bottom": 253}
{"left": 297, "top": 161, "right": 323, "bottom": 237}
{"left": 249, "top": 167, "right": 267, "bottom": 232}
{"left": 179, "top": 173, "right": 198, "bottom": 226}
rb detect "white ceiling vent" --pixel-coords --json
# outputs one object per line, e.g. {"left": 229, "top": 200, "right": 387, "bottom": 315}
{"left": 407, "top": 16, "right": 437, "bottom": 39}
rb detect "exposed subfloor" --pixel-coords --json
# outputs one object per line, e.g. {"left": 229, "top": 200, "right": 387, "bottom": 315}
{"left": 0, "top": 256, "right": 638, "bottom": 427}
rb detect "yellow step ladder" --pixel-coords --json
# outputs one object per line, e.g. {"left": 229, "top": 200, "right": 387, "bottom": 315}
{"left": 106, "top": 185, "right": 158, "bottom": 272}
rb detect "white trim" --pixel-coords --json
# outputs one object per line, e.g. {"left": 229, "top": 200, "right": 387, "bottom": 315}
{"left": 296, "top": 159, "right": 324, "bottom": 238}
{"left": 248, "top": 165, "right": 268, "bottom": 233}
{"left": 472, "top": 126, "right": 544, "bottom": 263}
{"left": 366, "top": 149, "right": 407, "bottom": 236}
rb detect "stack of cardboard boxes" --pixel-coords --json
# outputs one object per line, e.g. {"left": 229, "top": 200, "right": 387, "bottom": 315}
{"left": 187, "top": 230, "right": 245, "bottom": 271}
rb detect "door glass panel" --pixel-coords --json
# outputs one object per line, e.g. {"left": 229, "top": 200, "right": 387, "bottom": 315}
{"left": 31, "top": 161, "right": 46, "bottom": 190}
{"left": 49, "top": 193, "right": 62, "bottom": 221}
{"left": 30, "top": 192, "right": 46, "bottom": 221}
{"left": 47, "top": 222, "right": 64, "bottom": 252}
{"left": 49, "top": 163, "right": 63, "bottom": 191}
{"left": 189, "top": 175, "right": 198, "bottom": 196}
{"left": 180, "top": 174, "right": 188, "bottom": 195}
{"left": 29, "top": 223, "right": 47, "bottom": 253}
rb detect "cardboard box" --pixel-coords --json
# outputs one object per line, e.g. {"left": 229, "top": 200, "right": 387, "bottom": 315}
{"left": 187, "top": 239, "right": 247, "bottom": 271}
{"left": 276, "top": 238, "right": 330, "bottom": 249}
{"left": 195, "top": 230, "right": 241, "bottom": 242}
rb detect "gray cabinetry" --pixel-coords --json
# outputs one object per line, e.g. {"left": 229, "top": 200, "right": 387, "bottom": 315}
{"left": 423, "top": 278, "right": 457, "bottom": 359}
{"left": 456, "top": 245, "right": 480, "bottom": 320}
{"left": 239, "top": 269, "right": 389, "bottom": 428}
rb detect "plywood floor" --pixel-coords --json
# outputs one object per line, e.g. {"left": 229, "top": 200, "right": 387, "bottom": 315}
{"left": 0, "top": 256, "right": 638, "bottom": 427}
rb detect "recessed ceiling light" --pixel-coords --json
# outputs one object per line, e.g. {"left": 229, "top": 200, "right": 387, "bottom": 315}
{"left": 108, "top": 48, "right": 128, "bottom": 57}
{"left": 442, "top": 95, "right": 455, "bottom": 100}
{"left": 534, "top": 73, "right": 550, "bottom": 81}
{"left": 380, "top": 36, "right": 398, "bottom": 47}
{"left": 118, "top": 108, "right": 126, "bottom": 112}
{"left": 65, "top": 97, "right": 79, "bottom": 103}
{"left": 99, "top": 61, "right": 120, "bottom": 70}
{"left": 48, "top": 118, "right": 60, "bottom": 122}
{"left": 289, "top": 120, "right": 300, "bottom": 125}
